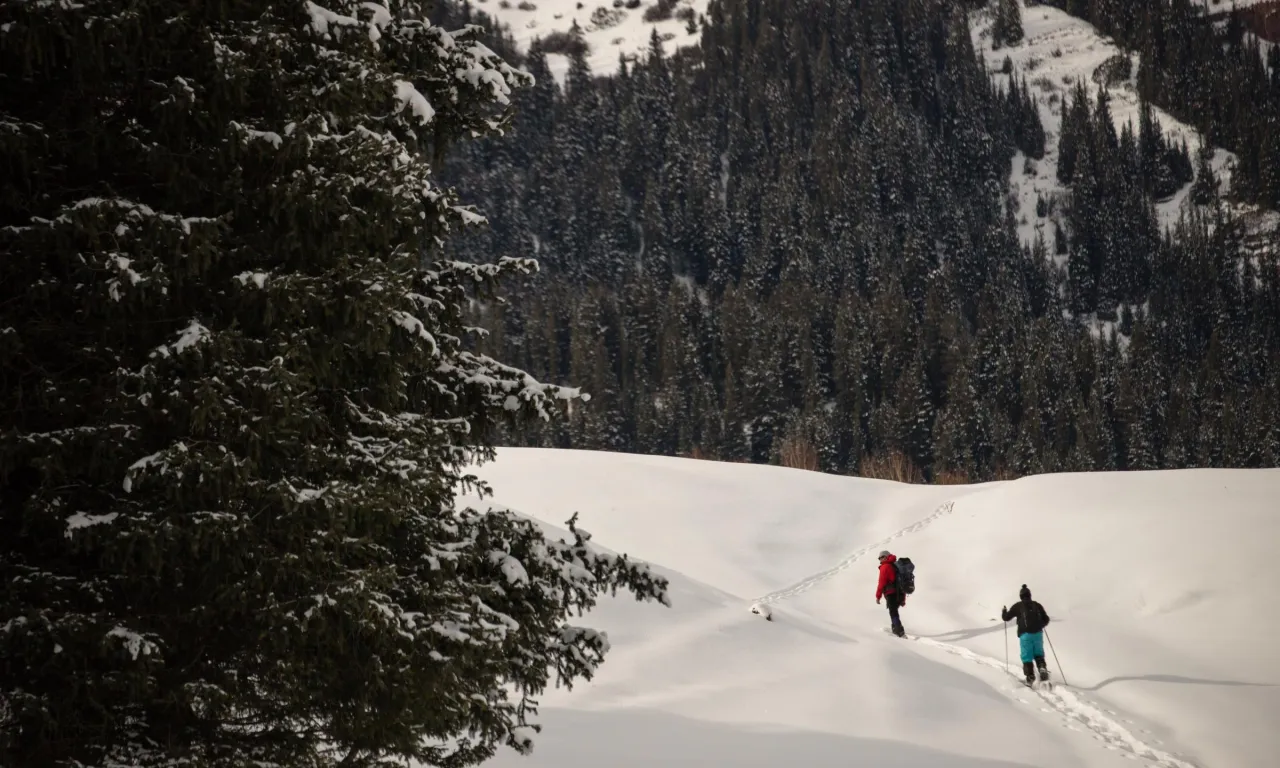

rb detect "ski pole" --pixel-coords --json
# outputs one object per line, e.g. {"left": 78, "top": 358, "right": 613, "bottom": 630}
{"left": 1045, "top": 628, "right": 1067, "bottom": 686}
{"left": 1003, "top": 618, "right": 1009, "bottom": 675}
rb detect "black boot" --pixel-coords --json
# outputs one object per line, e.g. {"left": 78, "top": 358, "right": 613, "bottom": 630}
{"left": 1022, "top": 661, "right": 1035, "bottom": 685}
{"left": 1036, "top": 656, "right": 1050, "bottom": 683}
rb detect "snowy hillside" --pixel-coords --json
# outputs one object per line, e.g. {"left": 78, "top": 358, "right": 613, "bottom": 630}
{"left": 456, "top": 449, "right": 1280, "bottom": 768}
{"left": 475, "top": 0, "right": 706, "bottom": 82}
{"left": 970, "top": 2, "right": 1280, "bottom": 253}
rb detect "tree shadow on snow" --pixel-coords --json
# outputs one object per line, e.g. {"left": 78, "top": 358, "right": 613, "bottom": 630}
{"left": 1083, "top": 674, "right": 1280, "bottom": 692}
{"left": 480, "top": 707, "right": 1043, "bottom": 768}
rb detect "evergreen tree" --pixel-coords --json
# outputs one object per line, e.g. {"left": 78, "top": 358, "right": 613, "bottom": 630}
{"left": 1189, "top": 138, "right": 1219, "bottom": 206}
{"left": 0, "top": 2, "right": 668, "bottom": 767}
{"left": 992, "top": 0, "right": 1025, "bottom": 49}
{"left": 451, "top": 0, "right": 1280, "bottom": 483}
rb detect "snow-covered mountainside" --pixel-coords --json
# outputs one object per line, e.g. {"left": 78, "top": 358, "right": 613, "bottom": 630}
{"left": 474, "top": 0, "right": 706, "bottom": 81}
{"left": 477, "top": 0, "right": 1279, "bottom": 252}
{"left": 455, "top": 448, "right": 1280, "bottom": 768}
{"left": 969, "top": 2, "right": 1279, "bottom": 253}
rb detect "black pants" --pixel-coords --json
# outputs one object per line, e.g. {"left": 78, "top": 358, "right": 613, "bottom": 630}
{"left": 885, "top": 591, "right": 904, "bottom": 632}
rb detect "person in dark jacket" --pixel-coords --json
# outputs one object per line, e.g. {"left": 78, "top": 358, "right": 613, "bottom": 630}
{"left": 1002, "top": 584, "right": 1051, "bottom": 685}
{"left": 875, "top": 550, "right": 905, "bottom": 637}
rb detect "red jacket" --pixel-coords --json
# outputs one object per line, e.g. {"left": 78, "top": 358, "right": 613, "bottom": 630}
{"left": 876, "top": 554, "right": 898, "bottom": 600}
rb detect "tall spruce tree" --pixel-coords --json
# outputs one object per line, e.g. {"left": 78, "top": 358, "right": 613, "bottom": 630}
{"left": 0, "top": 2, "right": 669, "bottom": 767}
{"left": 991, "top": 0, "right": 1024, "bottom": 49}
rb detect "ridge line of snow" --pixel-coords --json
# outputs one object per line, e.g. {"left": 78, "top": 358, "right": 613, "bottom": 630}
{"left": 751, "top": 500, "right": 957, "bottom": 606}
{"left": 906, "top": 633, "right": 1202, "bottom": 768}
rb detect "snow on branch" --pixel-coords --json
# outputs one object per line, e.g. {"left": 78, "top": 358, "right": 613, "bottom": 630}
{"left": 4, "top": 196, "right": 216, "bottom": 235}
{"left": 150, "top": 319, "right": 211, "bottom": 359}
{"left": 440, "top": 350, "right": 588, "bottom": 421}
{"left": 64, "top": 511, "right": 120, "bottom": 539}
{"left": 393, "top": 310, "right": 439, "bottom": 353}
{"left": 453, "top": 39, "right": 532, "bottom": 107}
{"left": 393, "top": 79, "right": 436, "bottom": 125}
{"left": 229, "top": 120, "right": 284, "bottom": 148}
{"left": 233, "top": 271, "right": 270, "bottom": 289}
{"left": 305, "top": 0, "right": 362, "bottom": 39}
{"left": 122, "top": 443, "right": 185, "bottom": 493}
{"left": 105, "top": 626, "right": 160, "bottom": 661}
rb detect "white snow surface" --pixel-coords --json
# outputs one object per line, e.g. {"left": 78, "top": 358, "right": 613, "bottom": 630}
{"left": 475, "top": 0, "right": 705, "bottom": 83}
{"left": 454, "top": 448, "right": 1280, "bottom": 768}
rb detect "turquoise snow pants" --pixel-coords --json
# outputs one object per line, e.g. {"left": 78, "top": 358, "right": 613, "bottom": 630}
{"left": 1019, "top": 631, "right": 1045, "bottom": 664}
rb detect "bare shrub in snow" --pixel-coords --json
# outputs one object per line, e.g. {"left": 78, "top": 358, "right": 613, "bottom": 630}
{"left": 778, "top": 436, "right": 820, "bottom": 472}
{"left": 1032, "top": 75, "right": 1057, "bottom": 92}
{"left": 540, "top": 29, "right": 591, "bottom": 57}
{"left": 643, "top": 0, "right": 678, "bottom": 22}
{"left": 590, "top": 6, "right": 626, "bottom": 30}
{"left": 1092, "top": 54, "right": 1132, "bottom": 86}
{"left": 858, "top": 451, "right": 925, "bottom": 484}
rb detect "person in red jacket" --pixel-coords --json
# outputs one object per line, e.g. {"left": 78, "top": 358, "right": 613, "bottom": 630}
{"left": 876, "top": 550, "right": 906, "bottom": 637}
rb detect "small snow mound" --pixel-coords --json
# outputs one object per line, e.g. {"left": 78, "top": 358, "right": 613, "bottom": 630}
{"left": 749, "top": 602, "right": 773, "bottom": 621}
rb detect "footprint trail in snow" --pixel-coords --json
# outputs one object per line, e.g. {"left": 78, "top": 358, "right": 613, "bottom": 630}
{"left": 751, "top": 501, "right": 956, "bottom": 607}
{"left": 909, "top": 634, "right": 1200, "bottom": 768}
{"left": 750, "top": 498, "right": 1203, "bottom": 768}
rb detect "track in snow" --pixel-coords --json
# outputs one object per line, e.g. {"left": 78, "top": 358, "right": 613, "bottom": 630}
{"left": 751, "top": 500, "right": 956, "bottom": 606}
{"left": 745, "top": 496, "right": 1201, "bottom": 768}
{"left": 908, "top": 634, "right": 1201, "bottom": 768}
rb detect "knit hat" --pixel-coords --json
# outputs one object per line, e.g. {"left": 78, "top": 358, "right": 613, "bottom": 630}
{"left": 1019, "top": 584, "right": 1031, "bottom": 601}
{"left": 878, "top": 550, "right": 891, "bottom": 561}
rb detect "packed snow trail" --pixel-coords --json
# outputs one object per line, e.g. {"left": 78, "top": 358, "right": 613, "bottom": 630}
{"left": 907, "top": 633, "right": 1201, "bottom": 768}
{"left": 748, "top": 493, "right": 1203, "bottom": 768}
{"left": 751, "top": 501, "right": 956, "bottom": 606}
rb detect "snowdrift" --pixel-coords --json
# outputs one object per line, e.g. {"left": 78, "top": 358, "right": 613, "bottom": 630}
{"left": 454, "top": 448, "right": 1280, "bottom": 768}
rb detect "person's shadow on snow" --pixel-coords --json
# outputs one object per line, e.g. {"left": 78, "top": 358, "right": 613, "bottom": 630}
{"left": 916, "top": 624, "right": 1007, "bottom": 642}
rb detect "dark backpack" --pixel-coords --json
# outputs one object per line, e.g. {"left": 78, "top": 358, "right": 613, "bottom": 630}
{"left": 892, "top": 557, "right": 915, "bottom": 595}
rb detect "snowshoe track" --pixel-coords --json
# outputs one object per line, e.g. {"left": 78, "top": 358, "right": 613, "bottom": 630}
{"left": 906, "top": 635, "right": 1200, "bottom": 768}
{"left": 751, "top": 500, "right": 956, "bottom": 606}
{"left": 747, "top": 497, "right": 1201, "bottom": 768}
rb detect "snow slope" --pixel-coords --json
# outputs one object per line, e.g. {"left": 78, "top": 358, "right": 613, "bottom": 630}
{"left": 475, "top": 0, "right": 705, "bottom": 82}
{"left": 970, "top": 2, "right": 1280, "bottom": 260}
{"left": 455, "top": 448, "right": 1280, "bottom": 768}
{"left": 971, "top": 2, "right": 1223, "bottom": 248}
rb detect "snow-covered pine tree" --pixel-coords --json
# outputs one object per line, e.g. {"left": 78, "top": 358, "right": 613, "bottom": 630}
{"left": 0, "top": 2, "right": 669, "bottom": 767}
{"left": 991, "top": 0, "right": 1024, "bottom": 50}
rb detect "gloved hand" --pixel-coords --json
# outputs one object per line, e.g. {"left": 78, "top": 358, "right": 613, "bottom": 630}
{"left": 1001, "top": 605, "right": 1007, "bottom": 615}
{"left": 876, "top": 597, "right": 881, "bottom": 604}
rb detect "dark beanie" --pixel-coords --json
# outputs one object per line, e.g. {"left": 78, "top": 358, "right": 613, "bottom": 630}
{"left": 1019, "top": 584, "right": 1031, "bottom": 601}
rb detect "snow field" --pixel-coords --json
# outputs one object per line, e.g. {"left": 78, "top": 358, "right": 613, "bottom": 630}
{"left": 455, "top": 448, "right": 1280, "bottom": 768}
{"left": 474, "top": 0, "right": 707, "bottom": 83}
